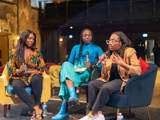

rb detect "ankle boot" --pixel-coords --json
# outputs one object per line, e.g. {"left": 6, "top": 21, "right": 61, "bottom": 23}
{"left": 52, "top": 102, "right": 68, "bottom": 120}
{"left": 68, "top": 87, "right": 80, "bottom": 111}
{"left": 68, "top": 87, "right": 78, "bottom": 101}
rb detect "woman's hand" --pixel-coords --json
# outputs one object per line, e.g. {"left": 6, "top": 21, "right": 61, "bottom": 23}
{"left": 112, "top": 53, "right": 130, "bottom": 70}
{"left": 101, "top": 59, "right": 106, "bottom": 65}
{"left": 16, "top": 64, "right": 27, "bottom": 73}
{"left": 112, "top": 53, "right": 124, "bottom": 66}
{"left": 20, "top": 64, "right": 27, "bottom": 72}
{"left": 85, "top": 61, "right": 92, "bottom": 68}
{"left": 27, "top": 69, "right": 37, "bottom": 74}
{"left": 99, "top": 54, "right": 106, "bottom": 61}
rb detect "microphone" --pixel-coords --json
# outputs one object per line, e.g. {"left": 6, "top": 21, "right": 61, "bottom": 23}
{"left": 22, "top": 63, "right": 27, "bottom": 75}
{"left": 86, "top": 51, "right": 89, "bottom": 62}
{"left": 95, "top": 59, "right": 102, "bottom": 66}
{"left": 19, "top": 59, "right": 27, "bottom": 75}
{"left": 95, "top": 51, "right": 110, "bottom": 66}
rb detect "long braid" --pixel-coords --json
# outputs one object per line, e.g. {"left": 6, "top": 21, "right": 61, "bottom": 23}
{"left": 78, "top": 38, "right": 84, "bottom": 61}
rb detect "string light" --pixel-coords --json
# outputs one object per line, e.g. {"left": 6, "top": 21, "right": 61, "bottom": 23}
{"left": 59, "top": 37, "right": 63, "bottom": 42}
{"left": 69, "top": 26, "right": 73, "bottom": 29}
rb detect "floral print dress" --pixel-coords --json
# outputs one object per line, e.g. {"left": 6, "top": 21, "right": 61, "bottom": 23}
{"left": 8, "top": 49, "right": 45, "bottom": 86}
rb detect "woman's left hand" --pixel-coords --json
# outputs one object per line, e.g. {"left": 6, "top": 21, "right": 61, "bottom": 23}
{"left": 112, "top": 53, "right": 125, "bottom": 66}
{"left": 85, "top": 61, "right": 92, "bottom": 68}
{"left": 112, "top": 53, "right": 130, "bottom": 71}
{"left": 27, "top": 69, "right": 38, "bottom": 74}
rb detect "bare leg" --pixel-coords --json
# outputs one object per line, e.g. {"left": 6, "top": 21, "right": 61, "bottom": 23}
{"left": 65, "top": 78, "right": 78, "bottom": 100}
{"left": 33, "top": 105, "right": 42, "bottom": 116}
{"left": 30, "top": 105, "right": 42, "bottom": 120}
{"left": 65, "top": 79, "right": 74, "bottom": 88}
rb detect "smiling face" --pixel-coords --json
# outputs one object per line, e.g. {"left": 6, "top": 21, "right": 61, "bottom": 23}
{"left": 107, "top": 34, "right": 122, "bottom": 51}
{"left": 82, "top": 29, "right": 92, "bottom": 44}
{"left": 25, "top": 33, "right": 35, "bottom": 48}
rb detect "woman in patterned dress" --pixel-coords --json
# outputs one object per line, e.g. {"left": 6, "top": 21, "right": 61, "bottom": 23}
{"left": 9, "top": 30, "right": 45, "bottom": 120}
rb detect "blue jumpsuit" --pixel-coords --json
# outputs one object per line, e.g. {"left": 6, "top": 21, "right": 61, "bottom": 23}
{"left": 58, "top": 43, "right": 103, "bottom": 101}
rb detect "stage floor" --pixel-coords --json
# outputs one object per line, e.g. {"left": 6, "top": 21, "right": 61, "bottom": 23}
{"left": 0, "top": 99, "right": 160, "bottom": 120}
{"left": 0, "top": 68, "right": 160, "bottom": 120}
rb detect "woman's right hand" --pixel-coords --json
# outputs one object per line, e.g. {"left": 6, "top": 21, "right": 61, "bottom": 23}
{"left": 85, "top": 61, "right": 92, "bottom": 68}
{"left": 99, "top": 54, "right": 106, "bottom": 61}
{"left": 16, "top": 64, "right": 27, "bottom": 73}
{"left": 20, "top": 64, "right": 27, "bottom": 72}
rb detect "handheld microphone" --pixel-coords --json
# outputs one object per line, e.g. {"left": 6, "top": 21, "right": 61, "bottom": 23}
{"left": 86, "top": 51, "right": 89, "bottom": 62}
{"left": 95, "top": 60, "right": 102, "bottom": 66}
{"left": 22, "top": 63, "right": 27, "bottom": 75}
{"left": 95, "top": 51, "right": 110, "bottom": 66}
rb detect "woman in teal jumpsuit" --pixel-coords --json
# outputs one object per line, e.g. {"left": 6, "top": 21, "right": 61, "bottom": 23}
{"left": 52, "top": 28, "right": 103, "bottom": 120}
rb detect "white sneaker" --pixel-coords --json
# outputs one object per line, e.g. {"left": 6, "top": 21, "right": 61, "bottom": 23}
{"left": 80, "top": 114, "right": 98, "bottom": 120}
{"left": 95, "top": 114, "right": 105, "bottom": 120}
{"left": 79, "top": 115, "right": 89, "bottom": 120}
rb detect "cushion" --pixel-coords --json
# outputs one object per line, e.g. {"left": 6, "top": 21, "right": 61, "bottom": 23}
{"left": 139, "top": 57, "right": 150, "bottom": 73}
{"left": 49, "top": 65, "right": 61, "bottom": 87}
{"left": 45, "top": 62, "right": 55, "bottom": 74}
{"left": 0, "top": 65, "right": 5, "bottom": 73}
{"left": 5, "top": 84, "right": 15, "bottom": 95}
{"left": 6, "top": 85, "right": 32, "bottom": 96}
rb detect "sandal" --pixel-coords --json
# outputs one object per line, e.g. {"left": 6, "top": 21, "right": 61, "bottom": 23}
{"left": 30, "top": 111, "right": 42, "bottom": 120}
{"left": 30, "top": 111, "right": 36, "bottom": 120}
{"left": 35, "top": 113, "right": 42, "bottom": 120}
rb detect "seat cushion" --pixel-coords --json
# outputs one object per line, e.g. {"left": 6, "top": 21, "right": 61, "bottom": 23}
{"left": 49, "top": 65, "right": 61, "bottom": 87}
{"left": 5, "top": 85, "right": 32, "bottom": 96}
{"left": 5, "top": 84, "right": 15, "bottom": 95}
{"left": 79, "top": 82, "right": 88, "bottom": 87}
{"left": 0, "top": 65, "right": 5, "bottom": 74}
{"left": 107, "top": 91, "right": 128, "bottom": 108}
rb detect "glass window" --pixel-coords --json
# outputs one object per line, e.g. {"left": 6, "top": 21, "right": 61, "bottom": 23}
{"left": 31, "top": 0, "right": 52, "bottom": 9}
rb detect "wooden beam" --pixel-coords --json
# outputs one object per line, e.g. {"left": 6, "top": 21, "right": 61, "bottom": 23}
{"left": 3, "top": 105, "right": 8, "bottom": 117}
{"left": 0, "top": 0, "right": 16, "bottom": 5}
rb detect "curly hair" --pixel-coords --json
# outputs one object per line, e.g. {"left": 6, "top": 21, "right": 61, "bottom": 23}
{"left": 15, "top": 30, "right": 36, "bottom": 63}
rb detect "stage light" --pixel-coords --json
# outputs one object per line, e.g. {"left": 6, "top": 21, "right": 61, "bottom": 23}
{"left": 69, "top": 26, "right": 73, "bottom": 29}
{"left": 69, "top": 35, "right": 73, "bottom": 39}
{"left": 142, "top": 33, "right": 148, "bottom": 38}
{"left": 16, "top": 36, "right": 20, "bottom": 40}
{"left": 59, "top": 38, "right": 63, "bottom": 42}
